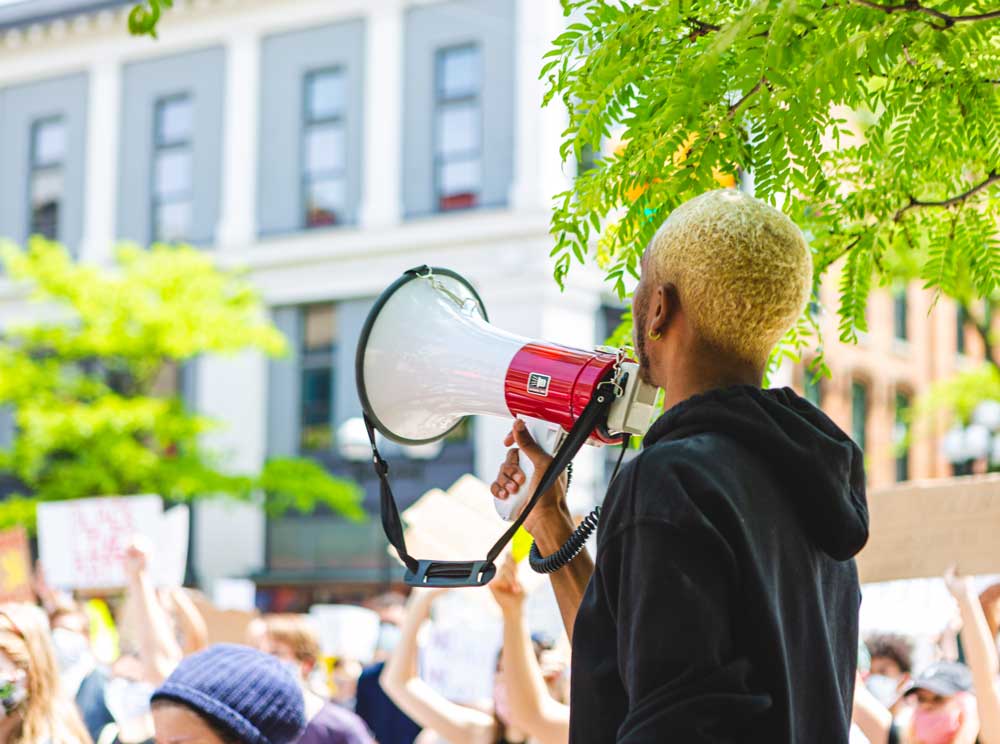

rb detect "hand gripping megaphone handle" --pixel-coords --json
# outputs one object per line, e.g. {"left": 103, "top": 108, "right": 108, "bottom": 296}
{"left": 494, "top": 418, "right": 562, "bottom": 521}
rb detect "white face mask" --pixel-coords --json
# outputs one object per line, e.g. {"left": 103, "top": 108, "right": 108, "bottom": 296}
{"left": 865, "top": 674, "right": 900, "bottom": 708}
{"left": 51, "top": 628, "right": 91, "bottom": 673}
{"left": 104, "top": 677, "right": 155, "bottom": 725}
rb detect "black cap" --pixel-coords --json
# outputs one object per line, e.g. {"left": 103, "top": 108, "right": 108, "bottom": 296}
{"left": 903, "top": 662, "right": 973, "bottom": 698}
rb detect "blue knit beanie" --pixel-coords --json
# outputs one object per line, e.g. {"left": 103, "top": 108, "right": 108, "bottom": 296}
{"left": 152, "top": 643, "right": 306, "bottom": 744}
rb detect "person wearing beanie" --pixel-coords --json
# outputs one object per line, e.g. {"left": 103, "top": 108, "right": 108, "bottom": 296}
{"left": 493, "top": 189, "right": 869, "bottom": 742}
{"left": 151, "top": 644, "right": 305, "bottom": 744}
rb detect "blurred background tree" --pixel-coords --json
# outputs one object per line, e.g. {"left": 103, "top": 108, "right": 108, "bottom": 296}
{"left": 543, "top": 0, "right": 998, "bottom": 426}
{"left": 0, "top": 238, "right": 363, "bottom": 530}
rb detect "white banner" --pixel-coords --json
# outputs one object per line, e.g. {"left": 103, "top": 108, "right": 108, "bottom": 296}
{"left": 309, "top": 604, "right": 381, "bottom": 662}
{"left": 38, "top": 495, "right": 188, "bottom": 590}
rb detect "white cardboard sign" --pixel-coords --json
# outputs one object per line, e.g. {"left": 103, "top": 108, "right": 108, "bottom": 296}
{"left": 37, "top": 495, "right": 187, "bottom": 590}
{"left": 309, "top": 604, "right": 381, "bottom": 662}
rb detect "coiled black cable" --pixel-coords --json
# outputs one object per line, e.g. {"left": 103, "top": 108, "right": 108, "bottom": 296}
{"left": 528, "top": 504, "right": 601, "bottom": 574}
{"left": 528, "top": 436, "right": 630, "bottom": 574}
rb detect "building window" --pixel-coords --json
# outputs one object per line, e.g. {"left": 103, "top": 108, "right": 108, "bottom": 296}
{"left": 152, "top": 95, "right": 194, "bottom": 243}
{"left": 894, "top": 392, "right": 910, "bottom": 482}
{"left": 434, "top": 44, "right": 481, "bottom": 212}
{"left": 893, "top": 286, "right": 908, "bottom": 342}
{"left": 957, "top": 303, "right": 967, "bottom": 355}
{"left": 804, "top": 371, "right": 822, "bottom": 408}
{"left": 28, "top": 117, "right": 67, "bottom": 241}
{"left": 851, "top": 381, "right": 868, "bottom": 453}
{"left": 300, "top": 303, "right": 336, "bottom": 452}
{"left": 302, "top": 69, "right": 347, "bottom": 228}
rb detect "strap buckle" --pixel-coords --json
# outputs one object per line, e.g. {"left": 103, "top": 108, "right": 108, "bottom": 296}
{"left": 406, "top": 559, "right": 497, "bottom": 588}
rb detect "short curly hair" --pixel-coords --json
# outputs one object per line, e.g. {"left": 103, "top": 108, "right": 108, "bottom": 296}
{"left": 647, "top": 189, "right": 812, "bottom": 365}
{"left": 865, "top": 633, "right": 914, "bottom": 675}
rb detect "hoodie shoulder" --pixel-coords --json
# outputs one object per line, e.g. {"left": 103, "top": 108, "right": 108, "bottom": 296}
{"left": 600, "top": 435, "right": 735, "bottom": 535}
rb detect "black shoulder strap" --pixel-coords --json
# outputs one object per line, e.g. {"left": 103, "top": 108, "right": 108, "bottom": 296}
{"left": 363, "top": 384, "right": 617, "bottom": 587}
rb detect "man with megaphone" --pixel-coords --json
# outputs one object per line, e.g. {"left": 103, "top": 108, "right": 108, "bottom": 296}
{"left": 491, "top": 189, "right": 869, "bottom": 743}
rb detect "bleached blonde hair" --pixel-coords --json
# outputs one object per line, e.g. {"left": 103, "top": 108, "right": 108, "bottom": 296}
{"left": 647, "top": 189, "right": 812, "bottom": 365}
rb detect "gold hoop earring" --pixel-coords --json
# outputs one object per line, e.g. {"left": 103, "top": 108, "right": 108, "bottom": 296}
{"left": 648, "top": 329, "right": 662, "bottom": 341}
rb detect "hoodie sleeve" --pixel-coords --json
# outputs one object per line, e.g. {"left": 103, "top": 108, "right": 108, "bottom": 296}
{"left": 597, "top": 516, "right": 772, "bottom": 742}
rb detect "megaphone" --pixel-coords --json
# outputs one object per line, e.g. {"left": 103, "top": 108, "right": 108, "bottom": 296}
{"left": 355, "top": 266, "right": 659, "bottom": 586}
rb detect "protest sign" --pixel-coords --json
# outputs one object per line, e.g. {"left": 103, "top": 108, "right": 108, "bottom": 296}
{"left": 38, "top": 495, "right": 163, "bottom": 590}
{"left": 396, "top": 475, "right": 509, "bottom": 562}
{"left": 212, "top": 578, "right": 257, "bottom": 612}
{"left": 857, "top": 474, "right": 1000, "bottom": 584}
{"left": 420, "top": 591, "right": 502, "bottom": 704}
{"left": 0, "top": 527, "right": 33, "bottom": 603}
{"left": 153, "top": 505, "right": 189, "bottom": 588}
{"left": 309, "top": 604, "right": 380, "bottom": 662}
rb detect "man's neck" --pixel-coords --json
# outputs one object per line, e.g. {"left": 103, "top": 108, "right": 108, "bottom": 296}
{"left": 658, "top": 361, "right": 762, "bottom": 413}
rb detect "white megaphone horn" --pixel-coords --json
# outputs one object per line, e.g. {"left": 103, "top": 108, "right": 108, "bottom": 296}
{"left": 356, "top": 267, "right": 659, "bottom": 522}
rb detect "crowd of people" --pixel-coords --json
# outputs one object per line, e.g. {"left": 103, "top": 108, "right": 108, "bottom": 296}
{"left": 852, "top": 569, "right": 1000, "bottom": 744}
{"left": 0, "top": 533, "right": 996, "bottom": 743}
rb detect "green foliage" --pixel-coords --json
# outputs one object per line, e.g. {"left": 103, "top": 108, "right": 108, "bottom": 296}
{"left": 0, "top": 238, "right": 362, "bottom": 530}
{"left": 913, "top": 362, "right": 1000, "bottom": 430}
{"left": 545, "top": 0, "right": 1000, "bottom": 372}
{"left": 128, "top": 0, "right": 172, "bottom": 38}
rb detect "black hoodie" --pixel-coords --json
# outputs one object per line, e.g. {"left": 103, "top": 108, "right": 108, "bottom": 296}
{"left": 569, "top": 385, "right": 869, "bottom": 743}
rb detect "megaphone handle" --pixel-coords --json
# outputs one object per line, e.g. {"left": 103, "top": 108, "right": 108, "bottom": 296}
{"left": 495, "top": 418, "right": 554, "bottom": 522}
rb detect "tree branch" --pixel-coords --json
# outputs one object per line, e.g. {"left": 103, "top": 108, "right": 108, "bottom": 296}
{"left": 894, "top": 171, "right": 1000, "bottom": 221}
{"left": 728, "top": 77, "right": 766, "bottom": 116}
{"left": 821, "top": 234, "right": 863, "bottom": 273}
{"left": 686, "top": 17, "right": 721, "bottom": 40}
{"left": 848, "top": 0, "right": 1000, "bottom": 28}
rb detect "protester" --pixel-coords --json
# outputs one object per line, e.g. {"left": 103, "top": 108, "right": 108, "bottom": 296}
{"left": 381, "top": 588, "right": 530, "bottom": 744}
{"left": 905, "top": 663, "right": 979, "bottom": 744}
{"left": 946, "top": 567, "right": 1000, "bottom": 744}
{"left": 493, "top": 189, "right": 868, "bottom": 741}
{"left": 367, "top": 592, "right": 406, "bottom": 661}
{"left": 331, "top": 657, "right": 364, "bottom": 708}
{"left": 356, "top": 661, "right": 422, "bottom": 744}
{"left": 159, "top": 587, "right": 208, "bottom": 657}
{"left": 488, "top": 554, "right": 569, "bottom": 744}
{"left": 855, "top": 661, "right": 979, "bottom": 744}
{"left": 0, "top": 602, "right": 92, "bottom": 744}
{"left": 49, "top": 606, "right": 114, "bottom": 741}
{"left": 865, "top": 633, "right": 916, "bottom": 712}
{"left": 122, "top": 540, "right": 183, "bottom": 686}
{"left": 151, "top": 643, "right": 305, "bottom": 744}
{"left": 260, "top": 614, "right": 374, "bottom": 744}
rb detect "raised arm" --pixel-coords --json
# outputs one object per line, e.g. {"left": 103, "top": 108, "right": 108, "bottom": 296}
{"left": 165, "top": 587, "right": 208, "bottom": 655}
{"left": 852, "top": 673, "right": 892, "bottom": 744}
{"left": 124, "top": 539, "right": 182, "bottom": 685}
{"left": 492, "top": 420, "right": 593, "bottom": 641}
{"left": 946, "top": 567, "right": 1000, "bottom": 744}
{"left": 380, "top": 589, "right": 495, "bottom": 744}
{"left": 489, "top": 555, "right": 569, "bottom": 744}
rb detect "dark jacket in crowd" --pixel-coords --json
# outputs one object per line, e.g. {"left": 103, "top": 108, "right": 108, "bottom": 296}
{"left": 297, "top": 701, "right": 374, "bottom": 744}
{"left": 570, "top": 385, "right": 869, "bottom": 743}
{"left": 355, "top": 662, "right": 421, "bottom": 744}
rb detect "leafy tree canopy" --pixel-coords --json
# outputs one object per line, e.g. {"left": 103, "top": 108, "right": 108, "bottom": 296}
{"left": 0, "top": 238, "right": 363, "bottom": 530}
{"left": 545, "top": 0, "right": 999, "bottom": 376}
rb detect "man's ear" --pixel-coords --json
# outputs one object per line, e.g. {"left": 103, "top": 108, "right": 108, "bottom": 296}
{"left": 649, "top": 283, "right": 677, "bottom": 337}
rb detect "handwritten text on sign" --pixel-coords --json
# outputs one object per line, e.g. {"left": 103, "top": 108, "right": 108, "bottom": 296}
{"left": 37, "top": 495, "right": 162, "bottom": 590}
